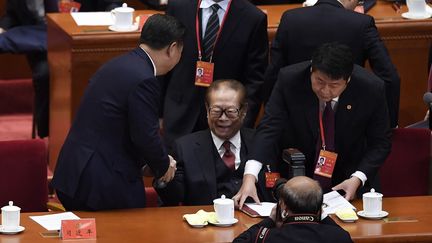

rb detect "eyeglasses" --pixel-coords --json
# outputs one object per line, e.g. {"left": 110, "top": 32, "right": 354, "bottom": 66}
{"left": 208, "top": 106, "right": 241, "bottom": 119}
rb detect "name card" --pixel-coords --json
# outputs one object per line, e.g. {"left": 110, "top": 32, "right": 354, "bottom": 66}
{"left": 61, "top": 218, "right": 96, "bottom": 240}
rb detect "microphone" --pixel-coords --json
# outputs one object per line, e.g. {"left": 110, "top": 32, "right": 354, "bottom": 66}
{"left": 423, "top": 92, "right": 432, "bottom": 130}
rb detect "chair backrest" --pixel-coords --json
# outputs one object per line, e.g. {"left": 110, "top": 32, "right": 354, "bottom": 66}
{"left": 380, "top": 128, "right": 431, "bottom": 197}
{"left": 0, "top": 139, "right": 48, "bottom": 212}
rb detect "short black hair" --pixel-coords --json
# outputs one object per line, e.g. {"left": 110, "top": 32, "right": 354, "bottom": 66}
{"left": 311, "top": 43, "right": 354, "bottom": 80}
{"left": 205, "top": 79, "right": 247, "bottom": 108}
{"left": 139, "top": 14, "right": 186, "bottom": 50}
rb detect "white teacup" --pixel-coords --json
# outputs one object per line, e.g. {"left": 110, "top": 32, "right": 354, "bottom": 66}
{"left": 406, "top": 0, "right": 427, "bottom": 15}
{"left": 1, "top": 201, "right": 21, "bottom": 230}
{"left": 213, "top": 195, "right": 234, "bottom": 224}
{"left": 111, "top": 3, "right": 135, "bottom": 29}
{"left": 362, "top": 188, "right": 383, "bottom": 216}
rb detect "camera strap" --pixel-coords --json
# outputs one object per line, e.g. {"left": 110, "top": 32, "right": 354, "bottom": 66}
{"left": 284, "top": 214, "right": 319, "bottom": 224}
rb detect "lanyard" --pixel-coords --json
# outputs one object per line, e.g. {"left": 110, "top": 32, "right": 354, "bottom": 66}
{"left": 195, "top": 0, "right": 233, "bottom": 62}
{"left": 319, "top": 104, "right": 326, "bottom": 151}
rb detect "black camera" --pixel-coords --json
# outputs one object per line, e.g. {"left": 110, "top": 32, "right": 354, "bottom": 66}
{"left": 282, "top": 148, "right": 305, "bottom": 179}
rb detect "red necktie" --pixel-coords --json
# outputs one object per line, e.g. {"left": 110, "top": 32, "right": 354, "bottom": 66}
{"left": 314, "top": 101, "right": 335, "bottom": 192}
{"left": 222, "top": 141, "right": 235, "bottom": 171}
{"left": 323, "top": 101, "right": 335, "bottom": 151}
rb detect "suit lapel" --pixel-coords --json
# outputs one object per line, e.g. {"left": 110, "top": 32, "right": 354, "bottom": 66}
{"left": 335, "top": 84, "right": 358, "bottom": 149}
{"left": 213, "top": 0, "right": 246, "bottom": 55}
{"left": 193, "top": 130, "right": 217, "bottom": 198}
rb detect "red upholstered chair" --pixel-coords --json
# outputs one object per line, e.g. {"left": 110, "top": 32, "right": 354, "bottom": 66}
{"left": 0, "top": 139, "right": 48, "bottom": 212}
{"left": 145, "top": 187, "right": 158, "bottom": 207}
{"left": 379, "top": 128, "right": 431, "bottom": 197}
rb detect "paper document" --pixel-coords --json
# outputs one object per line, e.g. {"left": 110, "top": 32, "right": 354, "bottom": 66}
{"left": 30, "top": 212, "right": 80, "bottom": 231}
{"left": 321, "top": 191, "right": 356, "bottom": 218}
{"left": 243, "top": 202, "right": 276, "bottom": 217}
{"left": 71, "top": 12, "right": 114, "bottom": 26}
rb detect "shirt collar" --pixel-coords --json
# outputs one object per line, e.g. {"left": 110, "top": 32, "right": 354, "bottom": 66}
{"left": 200, "top": 0, "right": 230, "bottom": 11}
{"left": 140, "top": 47, "right": 157, "bottom": 76}
{"left": 211, "top": 130, "right": 241, "bottom": 150}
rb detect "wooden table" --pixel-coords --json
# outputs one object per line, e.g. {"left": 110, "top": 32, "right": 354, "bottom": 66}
{"left": 47, "top": 2, "right": 432, "bottom": 170}
{"left": 3, "top": 196, "right": 432, "bottom": 242}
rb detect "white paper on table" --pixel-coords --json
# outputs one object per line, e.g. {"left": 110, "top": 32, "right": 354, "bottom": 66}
{"left": 244, "top": 202, "right": 277, "bottom": 217}
{"left": 29, "top": 212, "right": 80, "bottom": 231}
{"left": 71, "top": 12, "right": 114, "bottom": 26}
{"left": 321, "top": 191, "right": 356, "bottom": 219}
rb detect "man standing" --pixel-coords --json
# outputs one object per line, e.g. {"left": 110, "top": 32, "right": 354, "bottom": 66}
{"left": 235, "top": 43, "right": 391, "bottom": 207}
{"left": 156, "top": 80, "right": 270, "bottom": 206}
{"left": 52, "top": 14, "right": 185, "bottom": 211}
{"left": 0, "top": 0, "right": 57, "bottom": 138}
{"left": 233, "top": 176, "right": 353, "bottom": 243}
{"left": 264, "top": 0, "right": 400, "bottom": 128}
{"left": 162, "top": 0, "right": 268, "bottom": 149}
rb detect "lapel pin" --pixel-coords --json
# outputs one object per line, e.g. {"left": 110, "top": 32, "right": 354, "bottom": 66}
{"left": 346, "top": 105, "right": 352, "bottom": 110}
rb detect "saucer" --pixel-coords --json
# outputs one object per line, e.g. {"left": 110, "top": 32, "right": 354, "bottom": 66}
{"left": 401, "top": 12, "right": 432, "bottom": 20}
{"left": 108, "top": 24, "right": 139, "bottom": 32}
{"left": 357, "top": 210, "right": 389, "bottom": 219}
{"left": 209, "top": 218, "right": 238, "bottom": 227}
{"left": 0, "top": 225, "right": 25, "bottom": 234}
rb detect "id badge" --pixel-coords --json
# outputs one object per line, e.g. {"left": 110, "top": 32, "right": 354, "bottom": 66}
{"left": 265, "top": 172, "right": 280, "bottom": 188}
{"left": 58, "top": 0, "right": 81, "bottom": 12}
{"left": 194, "top": 61, "right": 214, "bottom": 87}
{"left": 314, "top": 150, "right": 338, "bottom": 178}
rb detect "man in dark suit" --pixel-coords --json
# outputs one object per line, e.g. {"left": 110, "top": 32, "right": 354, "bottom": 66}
{"left": 52, "top": 14, "right": 185, "bottom": 211}
{"left": 156, "top": 79, "right": 270, "bottom": 206}
{"left": 162, "top": 0, "right": 268, "bottom": 150}
{"left": 264, "top": 0, "right": 400, "bottom": 128}
{"left": 234, "top": 43, "right": 391, "bottom": 207}
{"left": 233, "top": 176, "right": 353, "bottom": 243}
{"left": 0, "top": 0, "right": 58, "bottom": 138}
{"left": 75, "top": 0, "right": 121, "bottom": 11}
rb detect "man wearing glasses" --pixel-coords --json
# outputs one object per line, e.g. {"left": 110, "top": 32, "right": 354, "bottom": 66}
{"left": 156, "top": 79, "right": 270, "bottom": 206}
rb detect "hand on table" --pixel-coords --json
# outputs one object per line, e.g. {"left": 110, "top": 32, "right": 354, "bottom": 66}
{"left": 232, "top": 174, "right": 260, "bottom": 209}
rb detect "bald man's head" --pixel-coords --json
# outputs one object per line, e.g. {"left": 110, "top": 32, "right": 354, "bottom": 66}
{"left": 279, "top": 176, "right": 323, "bottom": 214}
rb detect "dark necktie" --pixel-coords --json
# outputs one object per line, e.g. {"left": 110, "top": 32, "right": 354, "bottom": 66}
{"left": 314, "top": 101, "right": 335, "bottom": 192}
{"left": 202, "top": 4, "right": 220, "bottom": 61}
{"left": 222, "top": 141, "right": 235, "bottom": 171}
{"left": 323, "top": 101, "right": 335, "bottom": 151}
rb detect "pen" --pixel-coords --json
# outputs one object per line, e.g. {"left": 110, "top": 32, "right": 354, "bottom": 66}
{"left": 392, "top": 1, "right": 401, "bottom": 13}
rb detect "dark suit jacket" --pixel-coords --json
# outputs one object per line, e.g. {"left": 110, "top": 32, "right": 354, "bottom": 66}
{"left": 253, "top": 62, "right": 391, "bottom": 190}
{"left": 156, "top": 128, "right": 272, "bottom": 206}
{"left": 163, "top": 0, "right": 268, "bottom": 147}
{"left": 233, "top": 217, "right": 353, "bottom": 243}
{"left": 264, "top": 0, "right": 400, "bottom": 128}
{"left": 76, "top": 0, "right": 121, "bottom": 11}
{"left": 52, "top": 48, "right": 169, "bottom": 210}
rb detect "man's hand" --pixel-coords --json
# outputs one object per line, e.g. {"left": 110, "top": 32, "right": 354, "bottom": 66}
{"left": 233, "top": 174, "right": 260, "bottom": 209}
{"left": 332, "top": 176, "right": 362, "bottom": 201}
{"left": 160, "top": 155, "right": 176, "bottom": 183}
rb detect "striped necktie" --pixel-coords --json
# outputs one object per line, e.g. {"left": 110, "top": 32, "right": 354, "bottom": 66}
{"left": 202, "top": 4, "right": 220, "bottom": 61}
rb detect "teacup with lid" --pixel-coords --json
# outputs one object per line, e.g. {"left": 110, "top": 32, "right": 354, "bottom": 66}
{"left": 362, "top": 188, "right": 383, "bottom": 216}
{"left": 111, "top": 3, "right": 135, "bottom": 29}
{"left": 213, "top": 195, "right": 234, "bottom": 224}
{"left": 1, "top": 201, "right": 21, "bottom": 230}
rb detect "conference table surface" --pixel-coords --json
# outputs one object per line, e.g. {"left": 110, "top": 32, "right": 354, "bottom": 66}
{"left": 2, "top": 196, "right": 432, "bottom": 243}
